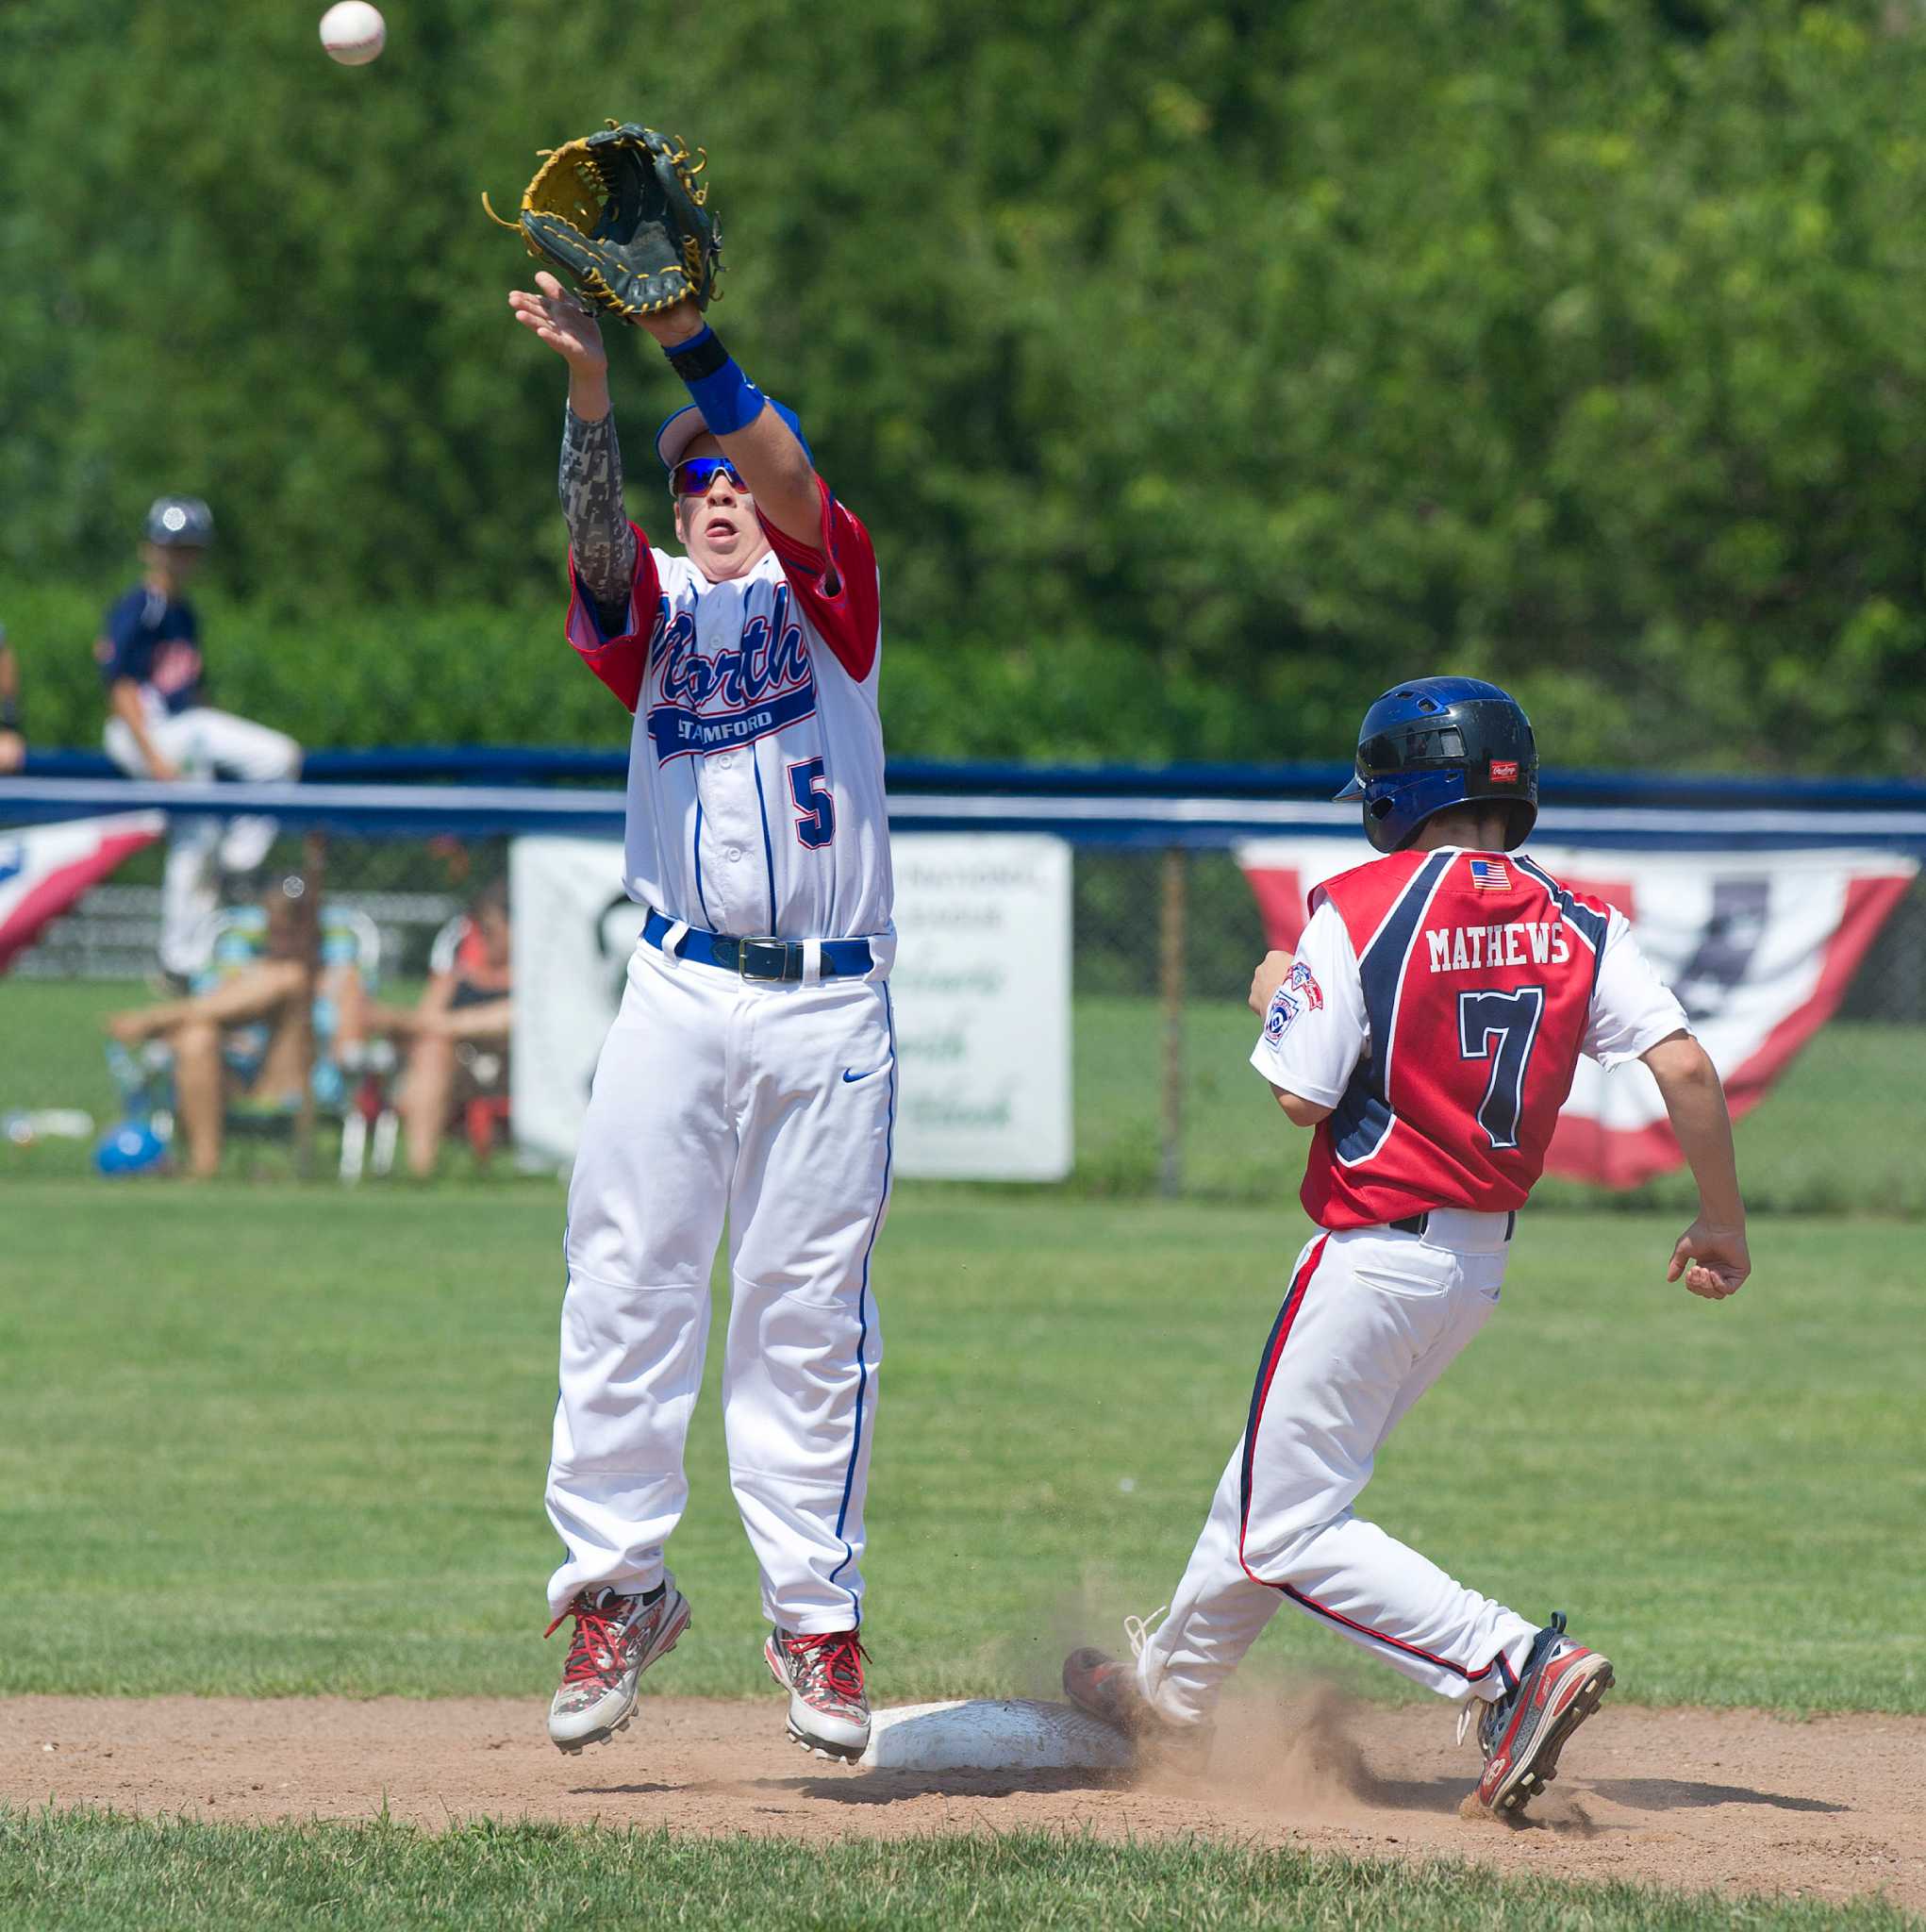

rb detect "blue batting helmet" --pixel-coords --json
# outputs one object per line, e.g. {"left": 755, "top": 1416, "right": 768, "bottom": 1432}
{"left": 1336, "top": 676, "right": 1538, "bottom": 855}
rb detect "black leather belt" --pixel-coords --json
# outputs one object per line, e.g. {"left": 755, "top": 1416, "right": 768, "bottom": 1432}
{"left": 1389, "top": 1210, "right": 1517, "bottom": 1241}
{"left": 642, "top": 908, "right": 873, "bottom": 982}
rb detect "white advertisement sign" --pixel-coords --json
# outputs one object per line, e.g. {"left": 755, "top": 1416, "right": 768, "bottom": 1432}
{"left": 508, "top": 838, "right": 647, "bottom": 1167}
{"left": 889, "top": 834, "right": 1072, "bottom": 1181}
{"left": 508, "top": 832, "right": 1073, "bottom": 1181}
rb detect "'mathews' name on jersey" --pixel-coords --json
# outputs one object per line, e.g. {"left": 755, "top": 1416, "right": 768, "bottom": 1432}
{"left": 1426, "top": 922, "right": 1573, "bottom": 973}
{"left": 645, "top": 583, "right": 819, "bottom": 761}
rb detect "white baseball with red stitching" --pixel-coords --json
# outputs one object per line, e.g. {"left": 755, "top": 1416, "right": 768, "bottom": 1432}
{"left": 319, "top": 2, "right": 385, "bottom": 64}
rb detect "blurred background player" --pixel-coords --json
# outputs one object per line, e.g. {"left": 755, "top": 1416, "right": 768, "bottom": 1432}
{"left": 96, "top": 496, "right": 303, "bottom": 979}
{"left": 509, "top": 247, "right": 894, "bottom": 1763}
{"left": 1065, "top": 676, "right": 1750, "bottom": 1818}
{"left": 0, "top": 623, "right": 24, "bottom": 774}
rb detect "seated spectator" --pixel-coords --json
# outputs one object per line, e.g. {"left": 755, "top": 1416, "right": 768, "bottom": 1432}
{"left": 0, "top": 625, "right": 24, "bottom": 774}
{"left": 103, "top": 881, "right": 366, "bottom": 1178}
{"left": 97, "top": 497, "right": 303, "bottom": 979}
{"left": 365, "top": 881, "right": 512, "bottom": 1178}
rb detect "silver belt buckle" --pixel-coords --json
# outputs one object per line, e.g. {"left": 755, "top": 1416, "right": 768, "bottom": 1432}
{"left": 737, "top": 937, "right": 789, "bottom": 982}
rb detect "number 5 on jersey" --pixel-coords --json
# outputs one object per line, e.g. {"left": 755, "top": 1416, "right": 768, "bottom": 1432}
{"left": 1457, "top": 987, "right": 1545, "bottom": 1150}
{"left": 788, "top": 757, "right": 836, "bottom": 849}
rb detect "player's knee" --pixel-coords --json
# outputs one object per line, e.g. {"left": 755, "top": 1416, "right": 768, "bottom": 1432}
{"left": 174, "top": 1018, "right": 220, "bottom": 1062}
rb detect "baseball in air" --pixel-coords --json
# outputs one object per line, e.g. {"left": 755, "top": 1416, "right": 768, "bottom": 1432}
{"left": 320, "top": 1, "right": 386, "bottom": 64}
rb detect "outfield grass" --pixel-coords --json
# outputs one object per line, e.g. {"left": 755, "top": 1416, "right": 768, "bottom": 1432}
{"left": 3, "top": 1813, "right": 1915, "bottom": 1932}
{"left": 6, "top": 978, "right": 1921, "bottom": 1212}
{"left": 1078, "top": 996, "right": 1926, "bottom": 1215}
{"left": 0, "top": 1182, "right": 1918, "bottom": 1712}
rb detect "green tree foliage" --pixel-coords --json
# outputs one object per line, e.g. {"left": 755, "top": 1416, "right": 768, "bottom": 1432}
{"left": 4, "top": 0, "right": 1924, "bottom": 769}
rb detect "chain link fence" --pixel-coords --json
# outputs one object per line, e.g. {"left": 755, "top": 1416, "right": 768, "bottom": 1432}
{"left": 1070, "top": 850, "right": 1926, "bottom": 1217}
{"left": 8, "top": 828, "right": 1923, "bottom": 1212}
{"left": 12, "top": 837, "right": 508, "bottom": 989}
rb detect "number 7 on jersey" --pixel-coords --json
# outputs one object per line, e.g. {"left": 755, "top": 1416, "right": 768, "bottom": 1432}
{"left": 1456, "top": 987, "right": 1545, "bottom": 1151}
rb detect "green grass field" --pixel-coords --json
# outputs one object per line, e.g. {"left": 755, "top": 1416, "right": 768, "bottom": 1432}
{"left": 6, "top": 984, "right": 1923, "bottom": 1926}
{"left": 1, "top": 1182, "right": 1918, "bottom": 1712}
{"left": 3, "top": 974, "right": 1923, "bottom": 1213}
{"left": 6, "top": 977, "right": 1925, "bottom": 1213}
{"left": 4, "top": 1813, "right": 1916, "bottom": 1932}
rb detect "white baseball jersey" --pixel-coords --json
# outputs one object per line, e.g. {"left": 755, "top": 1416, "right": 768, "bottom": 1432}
{"left": 565, "top": 477, "right": 890, "bottom": 941}
{"left": 551, "top": 472, "right": 898, "bottom": 1636}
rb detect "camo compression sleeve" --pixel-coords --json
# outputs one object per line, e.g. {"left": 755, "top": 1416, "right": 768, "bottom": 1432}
{"left": 559, "top": 405, "right": 639, "bottom": 637}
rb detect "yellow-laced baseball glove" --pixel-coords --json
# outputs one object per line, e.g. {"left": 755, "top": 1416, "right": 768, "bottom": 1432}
{"left": 486, "top": 121, "right": 722, "bottom": 320}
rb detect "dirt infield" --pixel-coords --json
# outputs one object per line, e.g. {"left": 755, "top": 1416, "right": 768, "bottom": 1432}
{"left": 4, "top": 1692, "right": 1919, "bottom": 1912}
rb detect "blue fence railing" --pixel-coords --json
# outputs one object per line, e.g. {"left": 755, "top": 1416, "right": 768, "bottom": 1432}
{"left": 3, "top": 769, "right": 1923, "bottom": 854}
{"left": 18, "top": 743, "right": 1926, "bottom": 812}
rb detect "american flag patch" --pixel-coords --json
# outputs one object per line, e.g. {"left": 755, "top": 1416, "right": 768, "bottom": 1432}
{"left": 1469, "top": 858, "right": 1509, "bottom": 891}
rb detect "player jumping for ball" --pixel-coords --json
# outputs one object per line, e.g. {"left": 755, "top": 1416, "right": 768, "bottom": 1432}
{"left": 1064, "top": 678, "right": 1750, "bottom": 1817}
{"left": 510, "top": 206, "right": 894, "bottom": 1760}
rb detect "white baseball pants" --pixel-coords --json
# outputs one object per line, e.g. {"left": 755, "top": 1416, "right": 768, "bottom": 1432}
{"left": 1136, "top": 1212, "right": 1540, "bottom": 1727}
{"left": 105, "top": 704, "right": 302, "bottom": 975}
{"left": 546, "top": 935, "right": 894, "bottom": 1633}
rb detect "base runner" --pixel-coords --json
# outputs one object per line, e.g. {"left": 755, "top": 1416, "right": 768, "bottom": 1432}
{"left": 505, "top": 125, "right": 894, "bottom": 1764}
{"left": 1064, "top": 676, "right": 1750, "bottom": 1816}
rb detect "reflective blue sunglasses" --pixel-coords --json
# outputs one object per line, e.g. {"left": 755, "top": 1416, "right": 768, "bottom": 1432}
{"left": 670, "top": 456, "right": 746, "bottom": 499}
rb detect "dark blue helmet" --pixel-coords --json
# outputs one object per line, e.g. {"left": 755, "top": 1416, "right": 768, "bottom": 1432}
{"left": 143, "top": 495, "right": 214, "bottom": 548}
{"left": 1336, "top": 676, "right": 1538, "bottom": 855}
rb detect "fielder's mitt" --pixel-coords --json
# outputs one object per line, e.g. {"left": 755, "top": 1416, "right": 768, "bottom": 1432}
{"left": 485, "top": 121, "right": 722, "bottom": 320}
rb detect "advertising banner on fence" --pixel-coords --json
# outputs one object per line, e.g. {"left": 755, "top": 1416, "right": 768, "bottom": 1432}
{"left": 888, "top": 834, "right": 1072, "bottom": 1181}
{"left": 1237, "top": 839, "right": 1917, "bottom": 1188}
{"left": 507, "top": 837, "right": 650, "bottom": 1167}
{"left": 0, "top": 810, "right": 164, "bottom": 973}
{"left": 509, "top": 832, "right": 1072, "bottom": 1179}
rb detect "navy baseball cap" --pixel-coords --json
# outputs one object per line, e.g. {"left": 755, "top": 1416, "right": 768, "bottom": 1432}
{"left": 144, "top": 495, "right": 214, "bottom": 547}
{"left": 655, "top": 399, "right": 812, "bottom": 471}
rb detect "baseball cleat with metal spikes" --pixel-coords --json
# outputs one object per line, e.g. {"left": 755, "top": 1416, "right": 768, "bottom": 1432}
{"left": 765, "top": 1627, "right": 872, "bottom": 1761}
{"left": 1462, "top": 1610, "right": 1614, "bottom": 1816}
{"left": 544, "top": 1576, "right": 691, "bottom": 1753}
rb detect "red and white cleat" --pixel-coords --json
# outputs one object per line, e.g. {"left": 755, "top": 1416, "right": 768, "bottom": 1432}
{"left": 544, "top": 1576, "right": 691, "bottom": 1754}
{"left": 1465, "top": 1610, "right": 1614, "bottom": 1817}
{"left": 765, "top": 1626, "right": 872, "bottom": 1761}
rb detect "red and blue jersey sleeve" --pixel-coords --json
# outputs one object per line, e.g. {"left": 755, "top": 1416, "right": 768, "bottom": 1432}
{"left": 564, "top": 523, "right": 663, "bottom": 716}
{"left": 756, "top": 476, "right": 881, "bottom": 684}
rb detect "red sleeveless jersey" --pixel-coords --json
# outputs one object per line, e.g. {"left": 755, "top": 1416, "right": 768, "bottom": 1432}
{"left": 1300, "top": 848, "right": 1612, "bottom": 1229}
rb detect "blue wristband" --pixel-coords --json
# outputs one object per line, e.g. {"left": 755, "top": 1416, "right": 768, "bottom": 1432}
{"left": 664, "top": 325, "right": 719, "bottom": 366}
{"left": 663, "top": 326, "right": 765, "bottom": 437}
